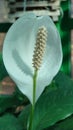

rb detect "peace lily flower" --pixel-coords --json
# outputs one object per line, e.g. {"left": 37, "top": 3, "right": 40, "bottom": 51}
{"left": 3, "top": 13, "right": 63, "bottom": 104}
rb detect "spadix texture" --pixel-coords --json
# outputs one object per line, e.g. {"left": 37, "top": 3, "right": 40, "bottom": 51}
{"left": 32, "top": 26, "right": 47, "bottom": 70}
{"left": 3, "top": 13, "right": 62, "bottom": 104}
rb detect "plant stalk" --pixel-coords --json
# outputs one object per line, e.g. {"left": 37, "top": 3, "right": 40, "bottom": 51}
{"left": 27, "top": 69, "right": 38, "bottom": 130}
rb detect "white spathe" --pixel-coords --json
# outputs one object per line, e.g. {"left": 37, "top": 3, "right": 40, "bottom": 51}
{"left": 3, "top": 13, "right": 63, "bottom": 104}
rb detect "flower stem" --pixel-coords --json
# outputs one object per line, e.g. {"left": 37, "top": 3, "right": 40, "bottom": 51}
{"left": 27, "top": 69, "right": 38, "bottom": 130}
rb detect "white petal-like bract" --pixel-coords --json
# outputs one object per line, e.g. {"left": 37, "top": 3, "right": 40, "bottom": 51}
{"left": 3, "top": 13, "right": 63, "bottom": 104}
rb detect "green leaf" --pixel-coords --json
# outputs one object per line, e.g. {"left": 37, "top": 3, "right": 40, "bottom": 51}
{"left": 18, "top": 71, "right": 73, "bottom": 130}
{"left": 48, "top": 115, "right": 73, "bottom": 130}
{"left": 19, "top": 105, "right": 30, "bottom": 129}
{"left": 31, "top": 71, "right": 73, "bottom": 130}
{"left": 0, "top": 54, "right": 8, "bottom": 80}
{"left": 0, "top": 114, "right": 23, "bottom": 130}
{"left": 0, "top": 88, "right": 28, "bottom": 114}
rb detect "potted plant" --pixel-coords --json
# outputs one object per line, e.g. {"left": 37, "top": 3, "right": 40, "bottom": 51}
{"left": 2, "top": 12, "right": 73, "bottom": 130}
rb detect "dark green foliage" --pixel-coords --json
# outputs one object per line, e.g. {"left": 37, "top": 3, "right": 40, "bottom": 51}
{"left": 47, "top": 115, "right": 73, "bottom": 130}
{"left": 0, "top": 114, "right": 23, "bottom": 130}
{"left": 19, "top": 105, "right": 30, "bottom": 129}
{"left": 31, "top": 72, "right": 73, "bottom": 130}
{"left": 0, "top": 87, "right": 28, "bottom": 114}
{"left": 0, "top": 23, "right": 12, "bottom": 33}
{"left": 0, "top": 54, "right": 8, "bottom": 80}
{"left": 1, "top": 70, "right": 73, "bottom": 130}
{"left": 19, "top": 71, "right": 73, "bottom": 130}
